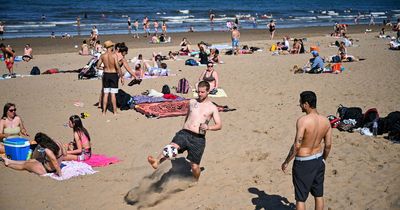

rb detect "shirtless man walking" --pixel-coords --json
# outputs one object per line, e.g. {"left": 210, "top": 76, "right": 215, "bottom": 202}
{"left": 96, "top": 40, "right": 124, "bottom": 116}
{"left": 231, "top": 26, "right": 240, "bottom": 55}
{"left": 281, "top": 91, "right": 332, "bottom": 210}
{"left": 147, "top": 81, "right": 222, "bottom": 180}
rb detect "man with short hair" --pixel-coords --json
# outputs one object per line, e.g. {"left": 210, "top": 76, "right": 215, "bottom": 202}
{"left": 281, "top": 91, "right": 332, "bottom": 210}
{"left": 231, "top": 26, "right": 240, "bottom": 55}
{"left": 147, "top": 81, "right": 222, "bottom": 180}
{"left": 96, "top": 40, "right": 124, "bottom": 115}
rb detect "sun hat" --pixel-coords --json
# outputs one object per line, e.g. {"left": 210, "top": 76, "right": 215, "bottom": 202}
{"left": 103, "top": 40, "right": 115, "bottom": 48}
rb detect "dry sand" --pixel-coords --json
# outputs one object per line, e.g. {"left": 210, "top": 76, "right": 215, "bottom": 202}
{"left": 0, "top": 25, "right": 399, "bottom": 210}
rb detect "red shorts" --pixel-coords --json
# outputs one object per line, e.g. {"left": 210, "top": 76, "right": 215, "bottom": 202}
{"left": 5, "top": 60, "right": 13, "bottom": 69}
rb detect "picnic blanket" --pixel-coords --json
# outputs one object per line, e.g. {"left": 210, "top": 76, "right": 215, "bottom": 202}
{"left": 135, "top": 100, "right": 190, "bottom": 118}
{"left": 192, "top": 88, "right": 228, "bottom": 98}
{"left": 42, "top": 161, "right": 97, "bottom": 181}
{"left": 83, "top": 154, "right": 120, "bottom": 167}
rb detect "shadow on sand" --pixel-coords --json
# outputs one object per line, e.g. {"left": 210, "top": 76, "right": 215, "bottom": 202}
{"left": 125, "top": 157, "right": 195, "bottom": 208}
{"left": 248, "top": 187, "right": 296, "bottom": 210}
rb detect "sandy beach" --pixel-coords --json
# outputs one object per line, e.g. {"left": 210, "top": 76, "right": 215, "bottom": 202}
{"left": 0, "top": 24, "right": 399, "bottom": 210}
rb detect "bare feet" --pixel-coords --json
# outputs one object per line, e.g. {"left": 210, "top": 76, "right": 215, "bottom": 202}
{"left": 1, "top": 155, "right": 10, "bottom": 166}
{"left": 147, "top": 156, "right": 158, "bottom": 169}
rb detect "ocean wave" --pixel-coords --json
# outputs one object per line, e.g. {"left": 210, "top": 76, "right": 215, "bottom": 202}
{"left": 161, "top": 15, "right": 194, "bottom": 20}
{"left": 317, "top": 16, "right": 332, "bottom": 19}
{"left": 295, "top": 16, "right": 317, "bottom": 20}
{"left": 370, "top": 12, "right": 386, "bottom": 16}
{"left": 6, "top": 24, "right": 57, "bottom": 28}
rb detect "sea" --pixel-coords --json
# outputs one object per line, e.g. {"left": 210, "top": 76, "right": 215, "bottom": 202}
{"left": 1, "top": 0, "right": 400, "bottom": 38}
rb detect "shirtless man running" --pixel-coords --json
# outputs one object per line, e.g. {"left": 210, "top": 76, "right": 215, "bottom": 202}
{"left": 147, "top": 81, "right": 222, "bottom": 180}
{"left": 96, "top": 40, "right": 124, "bottom": 115}
{"left": 231, "top": 26, "right": 240, "bottom": 55}
{"left": 281, "top": 91, "right": 332, "bottom": 210}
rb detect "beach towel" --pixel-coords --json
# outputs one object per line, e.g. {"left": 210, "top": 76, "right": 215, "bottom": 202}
{"left": 42, "top": 161, "right": 97, "bottom": 181}
{"left": 134, "top": 100, "right": 190, "bottom": 118}
{"left": 192, "top": 88, "right": 228, "bottom": 98}
{"left": 210, "top": 44, "right": 232, "bottom": 51}
{"left": 83, "top": 154, "right": 120, "bottom": 167}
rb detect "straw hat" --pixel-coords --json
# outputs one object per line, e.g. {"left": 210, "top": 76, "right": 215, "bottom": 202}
{"left": 103, "top": 40, "right": 115, "bottom": 48}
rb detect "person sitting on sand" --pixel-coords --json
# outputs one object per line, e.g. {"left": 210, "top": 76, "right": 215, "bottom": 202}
{"left": 338, "top": 42, "right": 347, "bottom": 55}
{"left": 151, "top": 33, "right": 159, "bottom": 43}
{"left": 290, "top": 39, "right": 301, "bottom": 54}
{"left": 0, "top": 103, "right": 29, "bottom": 153}
{"left": 179, "top": 37, "right": 192, "bottom": 53}
{"left": 2, "top": 132, "right": 66, "bottom": 176}
{"left": 22, "top": 44, "right": 33, "bottom": 62}
{"left": 147, "top": 81, "right": 222, "bottom": 180}
{"left": 198, "top": 46, "right": 209, "bottom": 65}
{"left": 299, "top": 39, "right": 305, "bottom": 54}
{"left": 63, "top": 115, "right": 92, "bottom": 161}
{"left": 303, "top": 51, "right": 324, "bottom": 73}
{"left": 199, "top": 62, "right": 219, "bottom": 94}
{"left": 278, "top": 36, "right": 290, "bottom": 51}
{"left": 95, "top": 40, "right": 103, "bottom": 55}
{"left": 168, "top": 51, "right": 179, "bottom": 60}
{"left": 209, "top": 48, "right": 223, "bottom": 64}
{"left": 79, "top": 40, "right": 89, "bottom": 55}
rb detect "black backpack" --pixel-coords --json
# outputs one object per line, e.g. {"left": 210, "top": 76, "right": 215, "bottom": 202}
{"left": 161, "top": 84, "right": 170, "bottom": 94}
{"left": 337, "top": 105, "right": 363, "bottom": 131}
{"left": 78, "top": 65, "right": 97, "bottom": 79}
{"left": 30, "top": 66, "right": 40, "bottom": 75}
{"left": 116, "top": 89, "right": 132, "bottom": 111}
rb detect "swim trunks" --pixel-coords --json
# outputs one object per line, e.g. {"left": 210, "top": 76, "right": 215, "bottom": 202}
{"left": 292, "top": 153, "right": 325, "bottom": 202}
{"left": 172, "top": 129, "right": 206, "bottom": 165}
{"left": 5, "top": 60, "right": 13, "bottom": 69}
{"left": 232, "top": 38, "right": 239, "bottom": 47}
{"left": 102, "top": 72, "right": 119, "bottom": 93}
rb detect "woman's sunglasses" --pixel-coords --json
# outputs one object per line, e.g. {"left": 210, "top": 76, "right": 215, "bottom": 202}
{"left": 8, "top": 109, "right": 16, "bottom": 112}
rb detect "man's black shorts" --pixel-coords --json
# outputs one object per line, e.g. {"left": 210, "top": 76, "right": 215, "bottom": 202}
{"left": 292, "top": 156, "right": 325, "bottom": 202}
{"left": 172, "top": 129, "right": 205, "bottom": 165}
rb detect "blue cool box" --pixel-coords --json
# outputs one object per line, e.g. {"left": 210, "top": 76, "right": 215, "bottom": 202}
{"left": 4, "top": 137, "right": 30, "bottom": 161}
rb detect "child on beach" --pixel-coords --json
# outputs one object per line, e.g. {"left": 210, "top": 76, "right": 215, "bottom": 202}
{"left": 79, "top": 40, "right": 89, "bottom": 55}
{"left": 64, "top": 115, "right": 92, "bottom": 161}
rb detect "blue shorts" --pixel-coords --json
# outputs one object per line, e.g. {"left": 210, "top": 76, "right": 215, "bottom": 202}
{"left": 232, "top": 38, "right": 239, "bottom": 47}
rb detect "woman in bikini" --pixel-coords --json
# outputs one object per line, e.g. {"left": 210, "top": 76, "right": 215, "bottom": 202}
{"left": 0, "top": 103, "right": 29, "bottom": 153}
{"left": 267, "top": 20, "right": 276, "bottom": 40}
{"left": 179, "top": 37, "right": 192, "bottom": 53}
{"left": 2, "top": 132, "right": 65, "bottom": 176}
{"left": 64, "top": 115, "right": 91, "bottom": 161}
{"left": 0, "top": 43, "right": 15, "bottom": 76}
{"left": 199, "top": 62, "right": 219, "bottom": 94}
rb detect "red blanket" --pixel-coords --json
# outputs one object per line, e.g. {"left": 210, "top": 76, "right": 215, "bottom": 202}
{"left": 134, "top": 100, "right": 190, "bottom": 118}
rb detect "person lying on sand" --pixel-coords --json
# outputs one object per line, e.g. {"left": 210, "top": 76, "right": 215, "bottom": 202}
{"left": 147, "top": 81, "right": 222, "bottom": 180}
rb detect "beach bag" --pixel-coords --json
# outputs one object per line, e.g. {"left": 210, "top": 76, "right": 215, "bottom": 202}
{"left": 185, "top": 59, "right": 198, "bottom": 66}
{"left": 331, "top": 63, "right": 342, "bottom": 72}
{"left": 30, "top": 66, "right": 40, "bottom": 75}
{"left": 362, "top": 108, "right": 379, "bottom": 127}
{"left": 177, "top": 78, "right": 189, "bottom": 94}
{"left": 161, "top": 84, "right": 170, "bottom": 94}
{"left": 332, "top": 55, "right": 341, "bottom": 63}
{"left": 384, "top": 111, "right": 400, "bottom": 141}
{"left": 116, "top": 89, "right": 132, "bottom": 111}
{"left": 337, "top": 105, "right": 363, "bottom": 131}
{"left": 270, "top": 44, "right": 277, "bottom": 51}
{"left": 225, "top": 49, "right": 233, "bottom": 55}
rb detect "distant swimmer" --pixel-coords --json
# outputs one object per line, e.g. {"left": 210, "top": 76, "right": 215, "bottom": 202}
{"left": 281, "top": 91, "right": 332, "bottom": 210}
{"left": 209, "top": 10, "right": 215, "bottom": 24}
{"left": 147, "top": 81, "right": 222, "bottom": 180}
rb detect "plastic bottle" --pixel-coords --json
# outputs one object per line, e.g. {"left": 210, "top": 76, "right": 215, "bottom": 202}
{"left": 26, "top": 149, "right": 32, "bottom": 160}
{"left": 372, "top": 121, "right": 378, "bottom": 137}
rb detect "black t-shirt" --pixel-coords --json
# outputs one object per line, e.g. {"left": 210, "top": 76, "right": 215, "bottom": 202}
{"left": 199, "top": 51, "right": 208, "bottom": 64}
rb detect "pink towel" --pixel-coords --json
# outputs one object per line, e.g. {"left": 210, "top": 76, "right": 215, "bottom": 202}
{"left": 83, "top": 154, "right": 120, "bottom": 167}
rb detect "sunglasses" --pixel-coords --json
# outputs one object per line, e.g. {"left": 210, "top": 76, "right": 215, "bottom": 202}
{"left": 207, "top": 65, "right": 213, "bottom": 68}
{"left": 8, "top": 109, "right": 16, "bottom": 112}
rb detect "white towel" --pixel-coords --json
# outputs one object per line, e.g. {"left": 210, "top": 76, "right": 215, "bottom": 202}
{"left": 42, "top": 161, "right": 97, "bottom": 181}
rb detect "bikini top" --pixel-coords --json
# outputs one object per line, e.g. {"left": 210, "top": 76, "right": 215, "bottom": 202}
{"left": 203, "top": 70, "right": 215, "bottom": 82}
{"left": 4, "top": 127, "right": 20, "bottom": 136}
{"left": 72, "top": 132, "right": 91, "bottom": 154}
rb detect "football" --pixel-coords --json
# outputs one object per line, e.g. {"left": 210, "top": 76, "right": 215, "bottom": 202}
{"left": 162, "top": 144, "right": 178, "bottom": 159}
